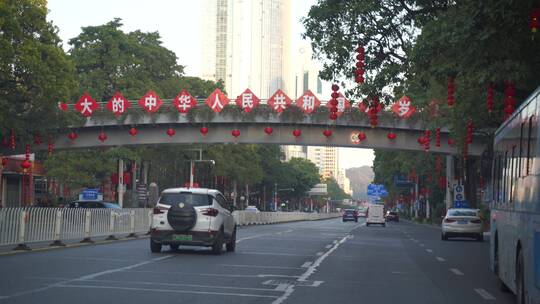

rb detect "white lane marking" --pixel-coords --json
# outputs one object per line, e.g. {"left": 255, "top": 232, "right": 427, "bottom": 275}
{"left": 275, "top": 284, "right": 290, "bottom": 291}
{"left": 0, "top": 255, "right": 173, "bottom": 300}
{"left": 333, "top": 240, "right": 338, "bottom": 244}
{"left": 412, "top": 239, "right": 418, "bottom": 242}
{"left": 237, "top": 234, "right": 269, "bottom": 243}
{"left": 220, "top": 264, "right": 302, "bottom": 270}
{"left": 301, "top": 262, "right": 312, "bottom": 268}
{"left": 325, "top": 245, "right": 332, "bottom": 249}
{"left": 450, "top": 268, "right": 464, "bottom": 276}
{"left": 79, "top": 278, "right": 279, "bottom": 293}
{"left": 238, "top": 251, "right": 311, "bottom": 257}
{"left": 436, "top": 257, "right": 446, "bottom": 262}
{"left": 316, "top": 252, "right": 324, "bottom": 256}
{"left": 257, "top": 274, "right": 300, "bottom": 278}
{"left": 419, "top": 243, "right": 425, "bottom": 247}
{"left": 57, "top": 284, "right": 278, "bottom": 299}
{"left": 426, "top": 249, "right": 433, "bottom": 253}
{"left": 272, "top": 234, "right": 350, "bottom": 304}
{"left": 474, "top": 288, "right": 496, "bottom": 300}
{"left": 124, "top": 270, "right": 296, "bottom": 278}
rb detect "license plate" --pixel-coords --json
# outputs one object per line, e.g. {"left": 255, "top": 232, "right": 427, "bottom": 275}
{"left": 172, "top": 234, "right": 192, "bottom": 241}
{"left": 458, "top": 220, "right": 468, "bottom": 224}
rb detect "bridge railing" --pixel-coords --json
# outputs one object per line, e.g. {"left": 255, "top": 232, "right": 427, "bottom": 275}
{"left": 0, "top": 208, "right": 340, "bottom": 250}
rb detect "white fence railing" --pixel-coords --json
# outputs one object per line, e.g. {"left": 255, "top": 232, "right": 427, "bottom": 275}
{"left": 0, "top": 208, "right": 340, "bottom": 249}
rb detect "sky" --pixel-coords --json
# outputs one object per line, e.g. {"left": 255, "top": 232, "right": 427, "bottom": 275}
{"left": 46, "top": 0, "right": 374, "bottom": 169}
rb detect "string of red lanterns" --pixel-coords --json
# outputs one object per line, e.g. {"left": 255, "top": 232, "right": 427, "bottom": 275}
{"left": 355, "top": 44, "right": 365, "bottom": 84}
{"left": 486, "top": 84, "right": 494, "bottom": 114}
{"left": 504, "top": 81, "right": 516, "bottom": 120}
{"left": 369, "top": 96, "right": 380, "bottom": 128}
{"left": 447, "top": 77, "right": 455, "bottom": 107}
{"left": 329, "top": 84, "right": 339, "bottom": 120}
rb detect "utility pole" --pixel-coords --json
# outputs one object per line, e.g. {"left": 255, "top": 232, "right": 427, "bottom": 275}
{"left": 274, "top": 183, "right": 277, "bottom": 211}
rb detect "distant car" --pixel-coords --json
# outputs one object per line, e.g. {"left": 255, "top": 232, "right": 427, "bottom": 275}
{"left": 386, "top": 211, "right": 399, "bottom": 222}
{"left": 357, "top": 208, "right": 367, "bottom": 217}
{"left": 342, "top": 209, "right": 358, "bottom": 222}
{"left": 245, "top": 205, "right": 260, "bottom": 213}
{"left": 67, "top": 201, "right": 121, "bottom": 209}
{"left": 441, "top": 208, "right": 483, "bottom": 241}
{"left": 366, "top": 204, "right": 385, "bottom": 227}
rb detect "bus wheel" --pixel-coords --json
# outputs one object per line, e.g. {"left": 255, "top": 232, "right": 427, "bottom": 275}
{"left": 516, "top": 248, "right": 525, "bottom": 304}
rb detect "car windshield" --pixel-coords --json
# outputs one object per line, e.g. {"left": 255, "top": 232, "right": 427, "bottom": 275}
{"left": 345, "top": 210, "right": 355, "bottom": 214}
{"left": 448, "top": 210, "right": 477, "bottom": 217}
{"left": 158, "top": 193, "right": 212, "bottom": 207}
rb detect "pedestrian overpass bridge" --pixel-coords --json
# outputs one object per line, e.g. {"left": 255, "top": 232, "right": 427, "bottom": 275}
{"left": 17, "top": 101, "right": 486, "bottom": 156}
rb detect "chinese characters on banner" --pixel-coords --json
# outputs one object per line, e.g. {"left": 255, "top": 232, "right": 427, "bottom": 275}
{"left": 391, "top": 96, "right": 416, "bottom": 118}
{"left": 267, "top": 89, "right": 292, "bottom": 113}
{"left": 74, "top": 92, "right": 99, "bottom": 117}
{"left": 106, "top": 92, "right": 130, "bottom": 116}
{"left": 138, "top": 91, "right": 163, "bottom": 113}
{"left": 326, "top": 92, "right": 351, "bottom": 116}
{"left": 173, "top": 90, "right": 197, "bottom": 113}
{"left": 296, "top": 90, "right": 320, "bottom": 113}
{"left": 205, "top": 88, "right": 230, "bottom": 113}
{"left": 235, "top": 89, "right": 260, "bottom": 113}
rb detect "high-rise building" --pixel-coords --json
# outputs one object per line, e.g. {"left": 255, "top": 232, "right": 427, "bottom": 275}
{"left": 306, "top": 146, "right": 339, "bottom": 180}
{"left": 283, "top": 145, "right": 306, "bottom": 161}
{"left": 337, "top": 169, "right": 352, "bottom": 196}
{"left": 201, "top": 0, "right": 291, "bottom": 99}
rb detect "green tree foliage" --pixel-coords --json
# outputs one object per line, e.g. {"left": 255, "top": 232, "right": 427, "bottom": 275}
{"left": 0, "top": 0, "right": 77, "bottom": 142}
{"left": 279, "top": 157, "right": 320, "bottom": 200}
{"left": 207, "top": 144, "right": 263, "bottom": 186}
{"left": 324, "top": 177, "right": 351, "bottom": 201}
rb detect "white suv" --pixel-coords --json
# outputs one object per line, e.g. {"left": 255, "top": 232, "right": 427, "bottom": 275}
{"left": 150, "top": 188, "right": 237, "bottom": 254}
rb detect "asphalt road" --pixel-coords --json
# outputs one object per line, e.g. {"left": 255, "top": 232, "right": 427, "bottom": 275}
{"left": 0, "top": 218, "right": 517, "bottom": 304}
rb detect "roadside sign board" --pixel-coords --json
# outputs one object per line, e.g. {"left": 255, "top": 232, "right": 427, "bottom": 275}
{"left": 453, "top": 183, "right": 467, "bottom": 207}
{"left": 79, "top": 188, "right": 102, "bottom": 201}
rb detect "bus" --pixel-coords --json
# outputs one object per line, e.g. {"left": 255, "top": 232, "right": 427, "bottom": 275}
{"left": 490, "top": 86, "right": 540, "bottom": 304}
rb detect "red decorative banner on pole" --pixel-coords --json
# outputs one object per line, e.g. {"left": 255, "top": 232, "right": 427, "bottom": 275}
{"left": 138, "top": 91, "right": 163, "bottom": 113}
{"left": 106, "top": 92, "right": 130, "bottom": 116}
{"left": 205, "top": 88, "right": 229, "bottom": 113}
{"left": 74, "top": 92, "right": 99, "bottom": 117}
{"left": 267, "top": 89, "right": 292, "bottom": 113}
{"left": 391, "top": 96, "right": 416, "bottom": 118}
{"left": 173, "top": 89, "right": 197, "bottom": 113}
{"left": 235, "top": 88, "right": 260, "bottom": 113}
{"left": 296, "top": 90, "right": 320, "bottom": 114}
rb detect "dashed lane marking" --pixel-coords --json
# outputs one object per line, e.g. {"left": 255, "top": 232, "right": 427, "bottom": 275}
{"left": 325, "top": 245, "right": 332, "bottom": 249}
{"left": 301, "top": 262, "right": 312, "bottom": 268}
{"left": 474, "top": 288, "right": 496, "bottom": 300}
{"left": 220, "top": 264, "right": 302, "bottom": 270}
{"left": 419, "top": 243, "right": 425, "bottom": 247}
{"left": 316, "top": 252, "right": 324, "bottom": 256}
{"left": 436, "top": 257, "right": 446, "bottom": 262}
{"left": 426, "top": 249, "right": 433, "bottom": 253}
{"left": 450, "top": 268, "right": 464, "bottom": 276}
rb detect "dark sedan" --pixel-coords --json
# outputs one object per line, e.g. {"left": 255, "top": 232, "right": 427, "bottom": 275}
{"left": 342, "top": 209, "right": 359, "bottom": 222}
{"left": 385, "top": 211, "right": 399, "bottom": 222}
{"left": 67, "top": 201, "right": 121, "bottom": 209}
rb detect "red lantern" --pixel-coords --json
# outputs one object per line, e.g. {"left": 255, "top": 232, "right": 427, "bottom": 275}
{"left": 200, "top": 127, "right": 209, "bottom": 136}
{"left": 9, "top": 129, "right": 15, "bottom": 150}
{"left": 323, "top": 129, "right": 333, "bottom": 137}
{"left": 98, "top": 131, "right": 108, "bottom": 142}
{"left": 448, "top": 138, "right": 455, "bottom": 146}
{"left": 358, "top": 132, "right": 366, "bottom": 141}
{"left": 47, "top": 142, "right": 53, "bottom": 155}
{"left": 447, "top": 77, "right": 455, "bottom": 107}
{"left": 20, "top": 159, "right": 32, "bottom": 170}
{"left": 57, "top": 102, "right": 68, "bottom": 112}
{"left": 504, "top": 82, "right": 516, "bottom": 119}
{"left": 129, "top": 127, "right": 138, "bottom": 136}
{"left": 329, "top": 112, "right": 338, "bottom": 120}
{"left": 264, "top": 127, "right": 273, "bottom": 135}
{"left": 466, "top": 120, "right": 473, "bottom": 144}
{"left": 331, "top": 84, "right": 339, "bottom": 91}
{"left": 435, "top": 128, "right": 441, "bottom": 147}
{"left": 166, "top": 127, "right": 176, "bottom": 137}
{"left": 1, "top": 157, "right": 7, "bottom": 167}
{"left": 292, "top": 129, "right": 302, "bottom": 137}
{"left": 231, "top": 129, "right": 241, "bottom": 137}
{"left": 68, "top": 131, "right": 77, "bottom": 141}
{"left": 387, "top": 132, "right": 396, "bottom": 140}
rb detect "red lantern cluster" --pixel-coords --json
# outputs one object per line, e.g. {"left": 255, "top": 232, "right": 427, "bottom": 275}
{"left": 531, "top": 8, "right": 540, "bottom": 36}
{"left": 369, "top": 96, "right": 380, "bottom": 128}
{"left": 466, "top": 120, "right": 474, "bottom": 144}
{"left": 10, "top": 129, "right": 15, "bottom": 150}
{"left": 435, "top": 128, "right": 441, "bottom": 147}
{"left": 355, "top": 45, "right": 365, "bottom": 84}
{"left": 447, "top": 77, "right": 455, "bottom": 107}
{"left": 486, "top": 84, "right": 494, "bottom": 113}
{"left": 423, "top": 130, "right": 431, "bottom": 152}
{"left": 328, "top": 84, "right": 340, "bottom": 120}
{"left": 20, "top": 144, "right": 32, "bottom": 171}
{"left": 504, "top": 81, "right": 516, "bottom": 120}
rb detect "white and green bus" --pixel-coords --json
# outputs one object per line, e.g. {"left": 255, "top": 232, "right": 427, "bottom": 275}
{"left": 490, "top": 86, "right": 540, "bottom": 304}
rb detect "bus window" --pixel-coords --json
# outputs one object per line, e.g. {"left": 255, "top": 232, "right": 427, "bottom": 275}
{"left": 527, "top": 116, "right": 534, "bottom": 175}
{"left": 497, "top": 154, "right": 502, "bottom": 203}
{"left": 510, "top": 146, "right": 515, "bottom": 203}
{"left": 519, "top": 121, "right": 525, "bottom": 177}
{"left": 492, "top": 156, "right": 498, "bottom": 204}
{"left": 503, "top": 150, "right": 508, "bottom": 203}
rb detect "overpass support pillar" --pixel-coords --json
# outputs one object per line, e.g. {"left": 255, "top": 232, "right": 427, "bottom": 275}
{"left": 445, "top": 155, "right": 454, "bottom": 211}
{"left": 118, "top": 159, "right": 124, "bottom": 208}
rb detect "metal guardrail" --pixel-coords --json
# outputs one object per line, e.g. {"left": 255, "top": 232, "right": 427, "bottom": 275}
{"left": 0, "top": 208, "right": 340, "bottom": 250}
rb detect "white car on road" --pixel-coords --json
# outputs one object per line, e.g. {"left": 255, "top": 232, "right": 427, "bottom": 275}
{"left": 441, "top": 208, "right": 483, "bottom": 241}
{"left": 150, "top": 188, "right": 237, "bottom": 254}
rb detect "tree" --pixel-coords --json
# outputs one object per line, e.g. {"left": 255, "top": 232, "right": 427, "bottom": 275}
{"left": 0, "top": 0, "right": 77, "bottom": 144}
{"left": 279, "top": 158, "right": 320, "bottom": 200}
{"left": 324, "top": 177, "right": 351, "bottom": 201}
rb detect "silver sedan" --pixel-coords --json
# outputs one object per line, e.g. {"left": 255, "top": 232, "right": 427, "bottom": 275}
{"left": 441, "top": 208, "right": 483, "bottom": 241}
